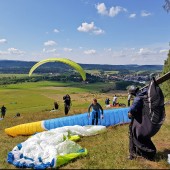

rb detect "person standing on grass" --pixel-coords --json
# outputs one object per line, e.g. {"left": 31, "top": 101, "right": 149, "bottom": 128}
{"left": 113, "top": 95, "right": 118, "bottom": 106}
{"left": 88, "top": 98, "right": 104, "bottom": 125}
{"left": 54, "top": 101, "right": 59, "bottom": 110}
{"left": 105, "top": 98, "right": 110, "bottom": 105}
{"left": 1, "top": 105, "right": 7, "bottom": 118}
{"left": 63, "top": 94, "right": 71, "bottom": 115}
{"left": 127, "top": 82, "right": 165, "bottom": 160}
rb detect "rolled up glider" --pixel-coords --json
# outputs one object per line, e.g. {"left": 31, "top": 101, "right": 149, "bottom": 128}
{"left": 29, "top": 58, "right": 86, "bottom": 81}
{"left": 7, "top": 125, "right": 106, "bottom": 169}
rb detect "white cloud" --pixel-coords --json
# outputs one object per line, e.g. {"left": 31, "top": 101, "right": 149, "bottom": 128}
{"left": 129, "top": 13, "right": 136, "bottom": 18}
{"left": 96, "top": 3, "right": 108, "bottom": 15}
{"left": 0, "top": 39, "right": 7, "bottom": 44}
{"left": 96, "top": 3, "right": 127, "bottom": 17}
{"left": 53, "top": 29, "right": 59, "bottom": 33}
{"left": 77, "top": 22, "right": 95, "bottom": 32}
{"left": 44, "top": 40, "right": 57, "bottom": 46}
{"left": 93, "top": 28, "right": 105, "bottom": 35}
{"left": 84, "top": 49, "right": 96, "bottom": 55}
{"left": 0, "top": 51, "right": 8, "bottom": 55}
{"left": 43, "top": 48, "right": 57, "bottom": 53}
{"left": 0, "top": 47, "right": 25, "bottom": 56}
{"left": 104, "top": 48, "right": 112, "bottom": 52}
{"left": 138, "top": 48, "right": 153, "bottom": 55}
{"left": 8, "top": 48, "right": 25, "bottom": 55}
{"left": 141, "top": 10, "right": 152, "bottom": 17}
{"left": 109, "top": 6, "right": 127, "bottom": 17}
{"left": 159, "top": 49, "right": 169, "bottom": 53}
{"left": 77, "top": 22, "right": 104, "bottom": 35}
{"left": 63, "top": 48, "right": 73, "bottom": 52}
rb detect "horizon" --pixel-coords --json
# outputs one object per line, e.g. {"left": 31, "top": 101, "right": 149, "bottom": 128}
{"left": 0, "top": 59, "right": 163, "bottom": 66}
{"left": 0, "top": 0, "right": 169, "bottom": 65}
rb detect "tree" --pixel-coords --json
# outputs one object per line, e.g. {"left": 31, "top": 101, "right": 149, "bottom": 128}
{"left": 162, "top": 50, "right": 170, "bottom": 99}
{"left": 163, "top": 0, "right": 170, "bottom": 12}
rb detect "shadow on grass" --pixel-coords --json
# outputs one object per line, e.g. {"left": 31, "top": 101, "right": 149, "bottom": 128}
{"left": 155, "top": 149, "right": 170, "bottom": 161}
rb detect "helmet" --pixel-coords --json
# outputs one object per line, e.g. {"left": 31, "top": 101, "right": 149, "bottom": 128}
{"left": 128, "top": 85, "right": 139, "bottom": 96}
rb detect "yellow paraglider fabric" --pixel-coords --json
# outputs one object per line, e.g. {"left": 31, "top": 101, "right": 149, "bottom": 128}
{"left": 29, "top": 58, "right": 86, "bottom": 81}
{"left": 56, "top": 148, "right": 88, "bottom": 167}
{"left": 5, "top": 121, "right": 44, "bottom": 137}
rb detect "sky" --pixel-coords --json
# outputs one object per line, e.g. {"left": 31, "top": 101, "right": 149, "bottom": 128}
{"left": 0, "top": 0, "right": 170, "bottom": 65}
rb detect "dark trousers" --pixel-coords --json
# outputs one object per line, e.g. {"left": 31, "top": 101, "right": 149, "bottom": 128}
{"left": 1, "top": 112, "right": 5, "bottom": 118}
{"left": 128, "top": 100, "right": 130, "bottom": 107}
{"left": 64, "top": 104, "right": 70, "bottom": 115}
{"left": 129, "top": 113, "right": 161, "bottom": 160}
{"left": 92, "top": 112, "right": 99, "bottom": 125}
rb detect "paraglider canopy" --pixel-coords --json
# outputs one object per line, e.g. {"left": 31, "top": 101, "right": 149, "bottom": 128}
{"left": 29, "top": 58, "right": 86, "bottom": 81}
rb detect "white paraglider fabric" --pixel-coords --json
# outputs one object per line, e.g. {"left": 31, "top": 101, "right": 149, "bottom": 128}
{"left": 7, "top": 125, "right": 106, "bottom": 169}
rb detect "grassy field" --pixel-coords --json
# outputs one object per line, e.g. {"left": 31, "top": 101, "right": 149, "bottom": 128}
{"left": 0, "top": 74, "right": 42, "bottom": 78}
{"left": 84, "top": 69, "right": 119, "bottom": 75}
{"left": 0, "top": 80, "right": 170, "bottom": 169}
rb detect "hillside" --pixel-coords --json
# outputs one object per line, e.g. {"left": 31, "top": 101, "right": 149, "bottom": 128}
{"left": 0, "top": 60, "right": 163, "bottom": 74}
{"left": 0, "top": 81, "right": 169, "bottom": 169}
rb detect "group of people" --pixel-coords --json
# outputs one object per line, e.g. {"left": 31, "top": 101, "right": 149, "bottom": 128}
{"left": 1, "top": 79, "right": 165, "bottom": 161}
{"left": 105, "top": 93, "right": 132, "bottom": 107}
{"left": 56, "top": 94, "right": 104, "bottom": 125}
{"left": 80, "top": 80, "right": 165, "bottom": 161}
{"left": 105, "top": 95, "right": 118, "bottom": 106}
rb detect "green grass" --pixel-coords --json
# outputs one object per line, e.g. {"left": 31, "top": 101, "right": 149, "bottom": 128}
{"left": 0, "top": 73, "right": 43, "bottom": 78}
{"left": 104, "top": 70, "right": 119, "bottom": 74}
{"left": 84, "top": 69, "right": 101, "bottom": 74}
{"left": 0, "top": 74, "right": 29, "bottom": 78}
{"left": 0, "top": 81, "right": 119, "bottom": 115}
{"left": 0, "top": 80, "right": 170, "bottom": 169}
{"left": 84, "top": 70, "right": 119, "bottom": 75}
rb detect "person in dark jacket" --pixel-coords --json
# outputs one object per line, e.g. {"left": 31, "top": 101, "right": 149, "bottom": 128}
{"left": 128, "top": 85, "right": 164, "bottom": 160}
{"left": 105, "top": 98, "right": 110, "bottom": 105}
{"left": 1, "top": 105, "right": 7, "bottom": 118}
{"left": 63, "top": 94, "right": 71, "bottom": 115}
{"left": 88, "top": 98, "right": 104, "bottom": 125}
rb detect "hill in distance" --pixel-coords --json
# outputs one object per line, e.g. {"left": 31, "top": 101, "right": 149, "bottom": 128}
{"left": 0, "top": 60, "right": 163, "bottom": 74}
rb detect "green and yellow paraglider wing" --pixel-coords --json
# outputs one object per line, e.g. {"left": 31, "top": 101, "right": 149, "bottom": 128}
{"left": 29, "top": 58, "right": 86, "bottom": 81}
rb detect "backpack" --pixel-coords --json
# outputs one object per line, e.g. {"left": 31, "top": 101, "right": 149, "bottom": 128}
{"left": 143, "top": 77, "right": 165, "bottom": 124}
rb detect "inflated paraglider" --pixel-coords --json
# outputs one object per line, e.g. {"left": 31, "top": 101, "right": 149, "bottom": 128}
{"left": 29, "top": 58, "right": 86, "bottom": 81}
{"left": 5, "top": 108, "right": 130, "bottom": 137}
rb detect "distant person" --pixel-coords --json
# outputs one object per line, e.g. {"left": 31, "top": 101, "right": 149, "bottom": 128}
{"left": 113, "top": 95, "right": 118, "bottom": 106}
{"left": 105, "top": 98, "right": 110, "bottom": 105}
{"left": 63, "top": 94, "right": 71, "bottom": 115}
{"left": 127, "top": 93, "right": 131, "bottom": 107}
{"left": 54, "top": 101, "right": 59, "bottom": 110}
{"left": 88, "top": 98, "right": 104, "bottom": 125}
{"left": 1, "top": 105, "right": 7, "bottom": 118}
{"left": 14, "top": 113, "right": 20, "bottom": 118}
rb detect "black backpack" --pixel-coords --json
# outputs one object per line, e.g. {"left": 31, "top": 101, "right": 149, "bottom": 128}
{"left": 143, "top": 77, "right": 165, "bottom": 124}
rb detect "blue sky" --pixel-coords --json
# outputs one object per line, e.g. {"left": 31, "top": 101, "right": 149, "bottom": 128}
{"left": 0, "top": 0, "right": 169, "bottom": 65}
